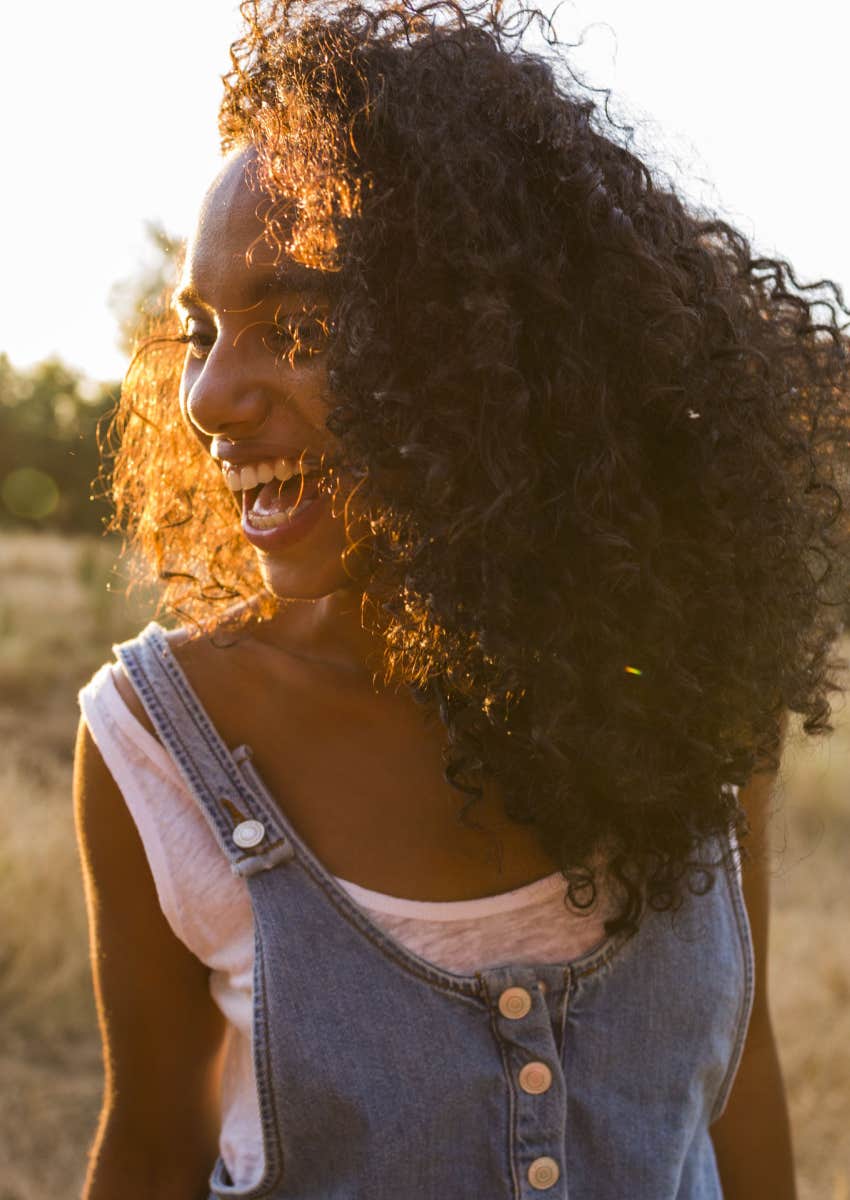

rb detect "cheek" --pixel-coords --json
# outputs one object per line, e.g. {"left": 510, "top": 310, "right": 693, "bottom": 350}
{"left": 290, "top": 359, "right": 334, "bottom": 417}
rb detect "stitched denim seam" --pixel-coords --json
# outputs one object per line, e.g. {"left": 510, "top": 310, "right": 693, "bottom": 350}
{"left": 116, "top": 642, "right": 237, "bottom": 849}
{"left": 560, "top": 969, "right": 573, "bottom": 1200}
{"left": 144, "top": 628, "right": 294, "bottom": 869}
{"left": 250, "top": 929, "right": 285, "bottom": 1195}
{"left": 207, "top": 929, "right": 285, "bottom": 1200}
{"left": 558, "top": 967, "right": 571, "bottom": 1060}
{"left": 708, "top": 833, "right": 755, "bottom": 1123}
{"left": 117, "top": 643, "right": 238, "bottom": 849}
{"left": 150, "top": 632, "right": 274, "bottom": 830}
{"left": 254, "top": 850, "right": 487, "bottom": 1002}
{"left": 480, "top": 975, "right": 521, "bottom": 1200}
{"left": 147, "top": 627, "right": 257, "bottom": 787}
{"left": 232, "top": 752, "right": 290, "bottom": 830}
{"left": 569, "top": 927, "right": 631, "bottom": 983}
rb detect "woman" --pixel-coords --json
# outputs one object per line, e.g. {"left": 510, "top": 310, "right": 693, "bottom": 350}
{"left": 74, "top": 1, "right": 850, "bottom": 1196}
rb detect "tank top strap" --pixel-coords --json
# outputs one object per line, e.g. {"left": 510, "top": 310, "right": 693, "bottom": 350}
{"left": 113, "top": 621, "right": 295, "bottom": 877}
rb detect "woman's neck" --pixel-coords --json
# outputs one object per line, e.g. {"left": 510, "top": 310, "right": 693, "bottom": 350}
{"left": 245, "top": 588, "right": 391, "bottom": 685}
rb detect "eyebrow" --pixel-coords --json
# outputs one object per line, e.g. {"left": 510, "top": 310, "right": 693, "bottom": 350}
{"left": 173, "top": 266, "right": 331, "bottom": 315}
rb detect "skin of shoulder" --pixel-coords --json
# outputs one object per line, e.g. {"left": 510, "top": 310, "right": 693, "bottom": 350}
{"left": 74, "top": 627, "right": 226, "bottom": 1198}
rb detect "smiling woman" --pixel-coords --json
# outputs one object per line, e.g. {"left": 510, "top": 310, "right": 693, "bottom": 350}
{"left": 74, "top": 0, "right": 850, "bottom": 1197}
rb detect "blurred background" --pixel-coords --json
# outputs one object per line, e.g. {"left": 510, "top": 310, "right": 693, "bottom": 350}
{"left": 0, "top": 2, "right": 848, "bottom": 1197}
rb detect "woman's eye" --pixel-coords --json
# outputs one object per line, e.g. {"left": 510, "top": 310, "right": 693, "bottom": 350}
{"left": 181, "top": 324, "right": 214, "bottom": 360}
{"left": 266, "top": 315, "right": 332, "bottom": 363}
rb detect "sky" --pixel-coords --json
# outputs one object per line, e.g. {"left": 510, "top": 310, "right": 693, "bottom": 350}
{"left": 1, "top": 1, "right": 847, "bottom": 382}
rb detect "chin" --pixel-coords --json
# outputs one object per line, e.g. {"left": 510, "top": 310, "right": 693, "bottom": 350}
{"left": 257, "top": 560, "right": 352, "bottom": 602}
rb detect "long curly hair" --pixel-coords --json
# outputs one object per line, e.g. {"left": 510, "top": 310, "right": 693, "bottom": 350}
{"left": 103, "top": 0, "right": 850, "bottom": 934}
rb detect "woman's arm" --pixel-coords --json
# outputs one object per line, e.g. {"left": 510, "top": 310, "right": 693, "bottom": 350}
{"left": 710, "top": 721, "right": 797, "bottom": 1200}
{"left": 73, "top": 714, "right": 227, "bottom": 1200}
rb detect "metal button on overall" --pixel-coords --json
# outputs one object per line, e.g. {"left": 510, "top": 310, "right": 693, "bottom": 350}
{"left": 232, "top": 819, "right": 265, "bottom": 849}
{"left": 498, "top": 987, "right": 532, "bottom": 1019}
{"left": 519, "top": 1061, "right": 552, "bottom": 1095}
{"left": 528, "top": 1157, "right": 560, "bottom": 1190}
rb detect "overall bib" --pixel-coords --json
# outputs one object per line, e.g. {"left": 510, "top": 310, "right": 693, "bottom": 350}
{"left": 116, "top": 622, "right": 754, "bottom": 1199}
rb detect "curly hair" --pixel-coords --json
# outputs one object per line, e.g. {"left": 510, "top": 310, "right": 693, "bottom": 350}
{"left": 103, "top": 0, "right": 850, "bottom": 934}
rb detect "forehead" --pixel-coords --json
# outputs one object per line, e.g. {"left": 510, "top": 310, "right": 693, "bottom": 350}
{"left": 180, "top": 147, "right": 327, "bottom": 300}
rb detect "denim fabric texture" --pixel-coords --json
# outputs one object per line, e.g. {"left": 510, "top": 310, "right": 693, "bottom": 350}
{"left": 115, "top": 621, "right": 754, "bottom": 1199}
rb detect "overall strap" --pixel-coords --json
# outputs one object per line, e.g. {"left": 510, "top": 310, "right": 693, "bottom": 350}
{"left": 113, "top": 621, "right": 294, "bottom": 877}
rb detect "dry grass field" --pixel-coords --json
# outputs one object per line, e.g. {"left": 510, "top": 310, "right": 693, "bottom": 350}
{"left": 1, "top": 529, "right": 848, "bottom": 1199}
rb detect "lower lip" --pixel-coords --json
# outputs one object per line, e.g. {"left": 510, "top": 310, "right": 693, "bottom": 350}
{"left": 240, "top": 486, "right": 329, "bottom": 554}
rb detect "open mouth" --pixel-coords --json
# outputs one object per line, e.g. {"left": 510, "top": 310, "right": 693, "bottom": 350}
{"left": 242, "top": 471, "right": 323, "bottom": 528}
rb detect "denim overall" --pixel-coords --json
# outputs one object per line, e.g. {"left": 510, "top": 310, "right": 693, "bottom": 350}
{"left": 115, "top": 621, "right": 754, "bottom": 1199}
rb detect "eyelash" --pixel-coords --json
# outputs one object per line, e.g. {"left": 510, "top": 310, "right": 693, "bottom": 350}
{"left": 177, "top": 328, "right": 213, "bottom": 360}
{"left": 178, "top": 316, "right": 332, "bottom": 363}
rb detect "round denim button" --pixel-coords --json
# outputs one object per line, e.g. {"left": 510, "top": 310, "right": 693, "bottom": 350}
{"left": 519, "top": 1061, "right": 552, "bottom": 1095}
{"left": 528, "top": 1157, "right": 560, "bottom": 1189}
{"left": 498, "top": 987, "right": 532, "bottom": 1019}
{"left": 232, "top": 819, "right": 265, "bottom": 849}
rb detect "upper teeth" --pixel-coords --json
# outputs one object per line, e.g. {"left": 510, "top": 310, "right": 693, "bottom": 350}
{"left": 222, "top": 457, "right": 314, "bottom": 493}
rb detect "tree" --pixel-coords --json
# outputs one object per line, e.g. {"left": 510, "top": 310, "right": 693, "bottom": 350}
{"left": 1, "top": 223, "right": 187, "bottom": 533}
{"left": 108, "top": 220, "right": 186, "bottom": 354}
{"left": 0, "top": 355, "right": 118, "bottom": 532}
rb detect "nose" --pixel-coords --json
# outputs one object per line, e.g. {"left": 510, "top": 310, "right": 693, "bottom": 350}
{"left": 182, "top": 340, "right": 272, "bottom": 439}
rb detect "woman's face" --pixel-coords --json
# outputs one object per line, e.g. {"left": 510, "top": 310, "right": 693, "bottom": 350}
{"left": 176, "top": 146, "right": 363, "bottom": 602}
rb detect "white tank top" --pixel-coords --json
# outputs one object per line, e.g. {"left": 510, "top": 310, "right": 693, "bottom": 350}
{"left": 78, "top": 660, "right": 618, "bottom": 1189}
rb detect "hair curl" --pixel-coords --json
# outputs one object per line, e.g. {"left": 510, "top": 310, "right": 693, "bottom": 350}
{"left": 103, "top": 0, "right": 850, "bottom": 934}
